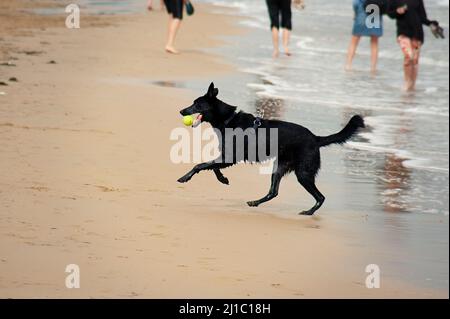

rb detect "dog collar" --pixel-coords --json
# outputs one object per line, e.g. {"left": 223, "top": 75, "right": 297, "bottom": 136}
{"left": 253, "top": 117, "right": 262, "bottom": 131}
{"left": 224, "top": 111, "right": 238, "bottom": 126}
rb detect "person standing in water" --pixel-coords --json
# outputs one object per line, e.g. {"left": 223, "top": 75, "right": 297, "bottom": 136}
{"left": 346, "top": 0, "right": 383, "bottom": 72}
{"left": 162, "top": 0, "right": 185, "bottom": 54}
{"left": 387, "top": 0, "right": 442, "bottom": 91}
{"left": 266, "top": 0, "right": 293, "bottom": 57}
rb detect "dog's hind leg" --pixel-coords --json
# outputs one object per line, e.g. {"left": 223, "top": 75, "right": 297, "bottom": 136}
{"left": 247, "top": 164, "right": 287, "bottom": 207}
{"left": 295, "top": 168, "right": 325, "bottom": 215}
{"left": 213, "top": 168, "right": 229, "bottom": 185}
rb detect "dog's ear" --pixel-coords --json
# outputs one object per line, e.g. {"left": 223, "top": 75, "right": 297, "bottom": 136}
{"left": 207, "top": 82, "right": 219, "bottom": 98}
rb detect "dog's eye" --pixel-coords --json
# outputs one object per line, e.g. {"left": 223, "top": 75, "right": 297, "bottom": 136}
{"left": 196, "top": 103, "right": 208, "bottom": 112}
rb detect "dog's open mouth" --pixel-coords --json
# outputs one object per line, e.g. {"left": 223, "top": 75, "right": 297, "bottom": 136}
{"left": 192, "top": 113, "right": 203, "bottom": 128}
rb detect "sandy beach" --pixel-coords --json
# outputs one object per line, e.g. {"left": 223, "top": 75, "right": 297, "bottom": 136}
{"left": 0, "top": 0, "right": 448, "bottom": 298}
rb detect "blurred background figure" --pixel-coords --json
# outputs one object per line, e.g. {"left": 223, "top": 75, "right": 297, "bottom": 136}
{"left": 293, "top": 0, "right": 305, "bottom": 10}
{"left": 147, "top": 0, "right": 165, "bottom": 11}
{"left": 387, "top": 0, "right": 443, "bottom": 91}
{"left": 346, "top": 0, "right": 383, "bottom": 73}
{"left": 266, "top": 0, "right": 293, "bottom": 57}
{"left": 163, "top": 0, "right": 185, "bottom": 54}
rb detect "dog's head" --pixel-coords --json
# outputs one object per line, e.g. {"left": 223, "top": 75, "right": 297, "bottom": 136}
{"left": 180, "top": 82, "right": 236, "bottom": 127}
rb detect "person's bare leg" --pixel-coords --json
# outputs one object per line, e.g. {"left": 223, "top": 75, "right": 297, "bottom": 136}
{"left": 282, "top": 28, "right": 291, "bottom": 56}
{"left": 160, "top": 0, "right": 165, "bottom": 10}
{"left": 410, "top": 49, "right": 420, "bottom": 91}
{"left": 370, "top": 36, "right": 379, "bottom": 73}
{"left": 165, "top": 17, "right": 181, "bottom": 54}
{"left": 403, "top": 57, "right": 414, "bottom": 91}
{"left": 147, "top": 0, "right": 153, "bottom": 10}
{"left": 345, "top": 35, "right": 360, "bottom": 70}
{"left": 271, "top": 27, "right": 279, "bottom": 58}
{"left": 399, "top": 38, "right": 416, "bottom": 91}
{"left": 411, "top": 63, "right": 419, "bottom": 91}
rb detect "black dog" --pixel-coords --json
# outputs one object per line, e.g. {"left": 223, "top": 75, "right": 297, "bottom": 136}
{"left": 178, "top": 83, "right": 365, "bottom": 215}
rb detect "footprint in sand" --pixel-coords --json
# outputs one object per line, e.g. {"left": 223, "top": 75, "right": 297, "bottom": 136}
{"left": 20, "top": 50, "right": 44, "bottom": 56}
{"left": 148, "top": 233, "right": 165, "bottom": 237}
{"left": 146, "top": 189, "right": 168, "bottom": 194}
{"left": 84, "top": 184, "right": 121, "bottom": 192}
{"left": 61, "top": 196, "right": 77, "bottom": 200}
{"left": 137, "top": 216, "right": 152, "bottom": 221}
{"left": 27, "top": 186, "right": 49, "bottom": 192}
{"left": 95, "top": 185, "right": 119, "bottom": 192}
{"left": 197, "top": 256, "right": 217, "bottom": 265}
{"left": 271, "top": 283, "right": 304, "bottom": 296}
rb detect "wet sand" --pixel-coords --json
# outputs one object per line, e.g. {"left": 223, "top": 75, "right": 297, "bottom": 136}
{"left": 0, "top": 1, "right": 447, "bottom": 298}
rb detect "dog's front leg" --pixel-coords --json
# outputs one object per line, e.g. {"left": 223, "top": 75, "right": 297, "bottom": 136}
{"left": 213, "top": 168, "right": 229, "bottom": 185}
{"left": 177, "top": 161, "right": 231, "bottom": 184}
{"left": 177, "top": 168, "right": 197, "bottom": 183}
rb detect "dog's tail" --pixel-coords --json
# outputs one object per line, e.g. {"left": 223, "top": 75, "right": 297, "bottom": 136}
{"left": 317, "top": 115, "right": 365, "bottom": 148}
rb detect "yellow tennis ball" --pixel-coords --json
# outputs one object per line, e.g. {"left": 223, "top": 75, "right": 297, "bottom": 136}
{"left": 183, "top": 115, "right": 194, "bottom": 126}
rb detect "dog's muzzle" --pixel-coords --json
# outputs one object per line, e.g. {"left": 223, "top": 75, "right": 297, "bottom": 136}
{"left": 180, "top": 106, "right": 203, "bottom": 127}
{"left": 180, "top": 104, "right": 195, "bottom": 116}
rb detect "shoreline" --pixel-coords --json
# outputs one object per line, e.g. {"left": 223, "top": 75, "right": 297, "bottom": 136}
{"left": 0, "top": 1, "right": 448, "bottom": 298}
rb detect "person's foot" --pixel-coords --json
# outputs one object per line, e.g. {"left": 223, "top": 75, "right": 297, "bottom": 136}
{"left": 404, "top": 85, "right": 415, "bottom": 92}
{"left": 272, "top": 49, "right": 279, "bottom": 58}
{"left": 147, "top": 0, "right": 153, "bottom": 10}
{"left": 345, "top": 64, "right": 352, "bottom": 71}
{"left": 284, "top": 47, "right": 291, "bottom": 56}
{"left": 165, "top": 46, "right": 180, "bottom": 54}
{"left": 403, "top": 80, "right": 416, "bottom": 92}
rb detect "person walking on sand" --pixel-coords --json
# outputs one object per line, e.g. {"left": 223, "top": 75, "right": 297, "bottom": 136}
{"left": 346, "top": 0, "right": 384, "bottom": 73}
{"left": 266, "top": 0, "right": 294, "bottom": 58}
{"left": 163, "top": 0, "right": 185, "bottom": 54}
{"left": 387, "top": 0, "right": 443, "bottom": 91}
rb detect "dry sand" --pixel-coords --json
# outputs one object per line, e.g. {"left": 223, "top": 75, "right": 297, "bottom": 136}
{"left": 0, "top": 1, "right": 447, "bottom": 298}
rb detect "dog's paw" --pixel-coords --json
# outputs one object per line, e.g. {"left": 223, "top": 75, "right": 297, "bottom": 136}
{"left": 247, "top": 200, "right": 259, "bottom": 207}
{"left": 218, "top": 176, "right": 229, "bottom": 185}
{"left": 177, "top": 175, "right": 191, "bottom": 183}
{"left": 299, "top": 210, "right": 314, "bottom": 216}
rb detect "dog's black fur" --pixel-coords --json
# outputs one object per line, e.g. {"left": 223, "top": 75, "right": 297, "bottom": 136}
{"left": 178, "top": 83, "right": 365, "bottom": 215}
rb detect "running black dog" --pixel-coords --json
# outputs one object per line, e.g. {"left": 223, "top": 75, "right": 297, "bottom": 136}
{"left": 178, "top": 83, "right": 365, "bottom": 215}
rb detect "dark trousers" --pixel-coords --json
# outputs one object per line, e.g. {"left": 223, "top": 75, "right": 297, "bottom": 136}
{"left": 266, "top": 0, "right": 292, "bottom": 30}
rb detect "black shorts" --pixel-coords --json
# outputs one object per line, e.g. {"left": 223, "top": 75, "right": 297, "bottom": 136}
{"left": 164, "top": 0, "right": 183, "bottom": 20}
{"left": 266, "top": 0, "right": 292, "bottom": 30}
